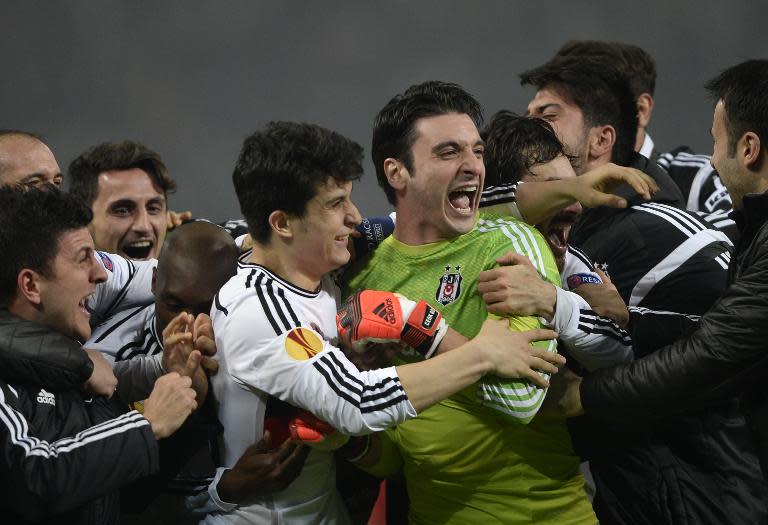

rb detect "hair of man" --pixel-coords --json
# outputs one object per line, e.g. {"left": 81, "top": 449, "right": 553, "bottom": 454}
{"left": 232, "top": 121, "right": 364, "bottom": 244}
{"left": 371, "top": 80, "right": 484, "bottom": 205}
{"left": 482, "top": 111, "right": 570, "bottom": 186}
{"left": 154, "top": 220, "right": 239, "bottom": 330}
{"left": 68, "top": 140, "right": 176, "bottom": 207}
{"left": 520, "top": 55, "right": 639, "bottom": 167}
{"left": 705, "top": 59, "right": 768, "bottom": 156}
{"left": 555, "top": 40, "right": 656, "bottom": 98}
{"left": 0, "top": 186, "right": 92, "bottom": 306}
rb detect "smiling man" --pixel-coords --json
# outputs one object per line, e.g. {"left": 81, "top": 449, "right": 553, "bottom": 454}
{"left": 0, "top": 130, "right": 64, "bottom": 189}
{"left": 0, "top": 186, "right": 198, "bottom": 525}
{"left": 344, "top": 82, "right": 595, "bottom": 524}
{"left": 68, "top": 140, "right": 176, "bottom": 260}
{"left": 201, "top": 121, "right": 560, "bottom": 524}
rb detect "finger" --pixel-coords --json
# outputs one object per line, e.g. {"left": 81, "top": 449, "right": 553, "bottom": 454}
{"left": 525, "top": 369, "right": 550, "bottom": 388}
{"left": 494, "top": 252, "right": 534, "bottom": 267}
{"left": 528, "top": 356, "right": 560, "bottom": 375}
{"left": 476, "top": 277, "right": 503, "bottom": 294}
{"left": 201, "top": 356, "right": 219, "bottom": 374}
{"left": 179, "top": 211, "right": 193, "bottom": 221}
{"left": 193, "top": 313, "right": 212, "bottom": 341}
{"left": 525, "top": 328, "right": 559, "bottom": 343}
{"left": 528, "top": 346, "right": 567, "bottom": 365}
{"left": 587, "top": 191, "right": 627, "bottom": 209}
{"left": 485, "top": 302, "right": 512, "bottom": 315}
{"left": 482, "top": 291, "right": 515, "bottom": 306}
{"left": 164, "top": 332, "right": 193, "bottom": 348}
{"left": 181, "top": 350, "right": 202, "bottom": 377}
{"left": 593, "top": 267, "right": 611, "bottom": 283}
{"left": 194, "top": 335, "right": 216, "bottom": 356}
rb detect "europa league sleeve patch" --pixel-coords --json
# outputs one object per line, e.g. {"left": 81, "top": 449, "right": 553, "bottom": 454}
{"left": 97, "top": 251, "right": 114, "bottom": 272}
{"left": 284, "top": 327, "right": 325, "bottom": 361}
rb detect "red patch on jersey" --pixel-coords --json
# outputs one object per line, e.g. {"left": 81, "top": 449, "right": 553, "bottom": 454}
{"left": 97, "top": 251, "right": 114, "bottom": 272}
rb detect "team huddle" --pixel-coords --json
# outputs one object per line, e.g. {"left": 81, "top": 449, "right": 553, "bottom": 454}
{"left": 2, "top": 41, "right": 768, "bottom": 525}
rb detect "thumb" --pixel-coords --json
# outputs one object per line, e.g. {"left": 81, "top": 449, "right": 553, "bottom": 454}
{"left": 594, "top": 267, "right": 611, "bottom": 283}
{"left": 181, "top": 350, "right": 202, "bottom": 377}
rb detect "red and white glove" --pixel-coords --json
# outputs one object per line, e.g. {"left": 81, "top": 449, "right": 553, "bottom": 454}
{"left": 288, "top": 411, "right": 349, "bottom": 451}
{"left": 336, "top": 290, "right": 448, "bottom": 358}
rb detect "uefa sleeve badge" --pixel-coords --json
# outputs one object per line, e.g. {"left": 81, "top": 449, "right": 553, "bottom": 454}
{"left": 284, "top": 327, "right": 325, "bottom": 361}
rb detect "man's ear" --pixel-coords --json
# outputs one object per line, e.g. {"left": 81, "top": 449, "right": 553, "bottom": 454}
{"left": 742, "top": 132, "right": 763, "bottom": 171}
{"left": 17, "top": 269, "right": 43, "bottom": 306}
{"left": 383, "top": 158, "right": 409, "bottom": 192}
{"left": 268, "top": 210, "right": 293, "bottom": 240}
{"left": 588, "top": 125, "right": 616, "bottom": 162}
{"left": 636, "top": 93, "right": 654, "bottom": 129}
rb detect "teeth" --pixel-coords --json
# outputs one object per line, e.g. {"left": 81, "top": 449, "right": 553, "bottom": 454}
{"left": 452, "top": 185, "right": 477, "bottom": 193}
{"left": 126, "top": 241, "right": 152, "bottom": 248}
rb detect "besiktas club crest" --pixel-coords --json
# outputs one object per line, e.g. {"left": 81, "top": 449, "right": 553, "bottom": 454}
{"left": 436, "top": 265, "right": 463, "bottom": 306}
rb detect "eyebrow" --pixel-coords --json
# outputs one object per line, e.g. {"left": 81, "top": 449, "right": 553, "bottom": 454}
{"left": 432, "top": 139, "right": 486, "bottom": 154}
{"left": 529, "top": 103, "right": 561, "bottom": 116}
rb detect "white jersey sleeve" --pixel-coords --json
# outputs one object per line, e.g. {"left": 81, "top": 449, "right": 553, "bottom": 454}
{"left": 216, "top": 297, "right": 416, "bottom": 436}
{"left": 87, "top": 252, "right": 156, "bottom": 325}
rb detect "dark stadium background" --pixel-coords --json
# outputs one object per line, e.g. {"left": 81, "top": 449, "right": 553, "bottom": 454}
{"left": 2, "top": 1, "right": 766, "bottom": 220}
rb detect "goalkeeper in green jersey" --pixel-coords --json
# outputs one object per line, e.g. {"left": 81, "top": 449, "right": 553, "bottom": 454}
{"left": 342, "top": 81, "right": 597, "bottom": 524}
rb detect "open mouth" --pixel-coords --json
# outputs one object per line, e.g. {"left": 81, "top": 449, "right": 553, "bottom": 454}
{"left": 334, "top": 234, "right": 350, "bottom": 243}
{"left": 448, "top": 185, "right": 478, "bottom": 214}
{"left": 78, "top": 298, "right": 91, "bottom": 318}
{"left": 121, "top": 240, "right": 154, "bottom": 260}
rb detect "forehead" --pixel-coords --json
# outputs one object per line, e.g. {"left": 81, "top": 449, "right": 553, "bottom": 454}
{"left": 411, "top": 113, "right": 481, "bottom": 148}
{"left": 55, "top": 228, "right": 94, "bottom": 257}
{"left": 96, "top": 168, "right": 165, "bottom": 202}
{"left": 0, "top": 137, "right": 60, "bottom": 182}
{"left": 527, "top": 86, "right": 581, "bottom": 115}
{"left": 712, "top": 99, "right": 727, "bottom": 131}
{"left": 526, "top": 154, "right": 576, "bottom": 182}
{"left": 310, "top": 177, "right": 353, "bottom": 201}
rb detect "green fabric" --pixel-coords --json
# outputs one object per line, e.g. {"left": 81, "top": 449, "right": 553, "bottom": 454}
{"left": 344, "top": 213, "right": 595, "bottom": 524}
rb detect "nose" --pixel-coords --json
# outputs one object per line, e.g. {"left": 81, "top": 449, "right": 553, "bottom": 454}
{"left": 461, "top": 148, "right": 484, "bottom": 176}
{"left": 345, "top": 201, "right": 362, "bottom": 227}
{"left": 132, "top": 208, "right": 152, "bottom": 234}
{"left": 565, "top": 200, "right": 582, "bottom": 217}
{"left": 91, "top": 255, "right": 108, "bottom": 284}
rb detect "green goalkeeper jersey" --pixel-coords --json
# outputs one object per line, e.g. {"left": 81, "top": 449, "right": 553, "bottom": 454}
{"left": 344, "top": 213, "right": 595, "bottom": 524}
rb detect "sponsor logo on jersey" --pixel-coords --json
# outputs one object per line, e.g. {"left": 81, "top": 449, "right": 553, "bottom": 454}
{"left": 435, "top": 265, "right": 463, "bottom": 306}
{"left": 372, "top": 297, "right": 397, "bottom": 325}
{"left": 285, "top": 327, "right": 324, "bottom": 361}
{"left": 36, "top": 389, "right": 55, "bottom": 406}
{"left": 566, "top": 272, "right": 603, "bottom": 289}
{"left": 97, "top": 251, "right": 114, "bottom": 272}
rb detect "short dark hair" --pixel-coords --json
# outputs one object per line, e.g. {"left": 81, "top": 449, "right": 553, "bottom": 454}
{"left": 520, "top": 55, "right": 638, "bottom": 167}
{"left": 483, "top": 111, "right": 568, "bottom": 186}
{"left": 0, "top": 187, "right": 93, "bottom": 305}
{"left": 233, "top": 121, "right": 363, "bottom": 244}
{"left": 68, "top": 140, "right": 176, "bottom": 207}
{"left": 372, "top": 81, "right": 484, "bottom": 205}
{"left": 555, "top": 40, "right": 656, "bottom": 98}
{"left": 705, "top": 59, "right": 768, "bottom": 156}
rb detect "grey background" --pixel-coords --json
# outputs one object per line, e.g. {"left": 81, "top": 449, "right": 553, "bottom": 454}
{"left": 3, "top": 1, "right": 766, "bottom": 220}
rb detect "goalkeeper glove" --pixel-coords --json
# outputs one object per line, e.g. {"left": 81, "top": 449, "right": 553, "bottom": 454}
{"left": 336, "top": 290, "right": 448, "bottom": 358}
{"left": 289, "top": 411, "right": 350, "bottom": 451}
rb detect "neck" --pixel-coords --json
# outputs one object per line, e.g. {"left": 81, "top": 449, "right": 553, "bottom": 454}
{"left": 392, "top": 207, "right": 458, "bottom": 246}
{"left": 248, "top": 241, "right": 322, "bottom": 291}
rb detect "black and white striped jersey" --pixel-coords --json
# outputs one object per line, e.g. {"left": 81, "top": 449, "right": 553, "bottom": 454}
{"left": 551, "top": 246, "right": 633, "bottom": 371}
{"left": 657, "top": 147, "right": 733, "bottom": 214}
{"left": 570, "top": 201, "right": 732, "bottom": 317}
{"left": 87, "top": 252, "right": 156, "bottom": 327}
{"left": 208, "top": 260, "right": 416, "bottom": 524}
